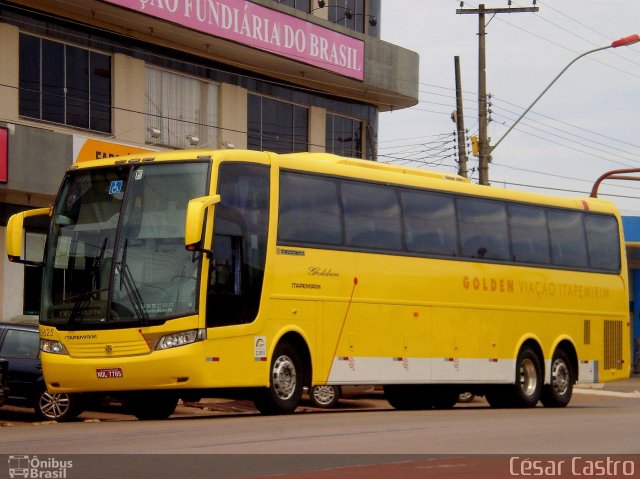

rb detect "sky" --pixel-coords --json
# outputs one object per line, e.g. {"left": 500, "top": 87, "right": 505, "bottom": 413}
{"left": 377, "top": 0, "right": 640, "bottom": 215}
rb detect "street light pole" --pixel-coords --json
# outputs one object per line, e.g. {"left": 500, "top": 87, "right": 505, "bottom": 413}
{"left": 491, "top": 34, "right": 640, "bottom": 153}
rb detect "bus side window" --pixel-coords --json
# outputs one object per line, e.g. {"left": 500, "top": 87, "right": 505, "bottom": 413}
{"left": 206, "top": 163, "right": 270, "bottom": 328}
{"left": 210, "top": 235, "right": 242, "bottom": 295}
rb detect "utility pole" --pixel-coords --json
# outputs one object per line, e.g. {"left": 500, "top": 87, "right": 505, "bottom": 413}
{"left": 456, "top": 3, "right": 538, "bottom": 185}
{"left": 453, "top": 56, "right": 468, "bottom": 178}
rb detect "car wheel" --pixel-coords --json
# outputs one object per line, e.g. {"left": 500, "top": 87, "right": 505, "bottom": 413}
{"left": 309, "top": 385, "right": 341, "bottom": 408}
{"left": 458, "top": 392, "right": 475, "bottom": 403}
{"left": 35, "top": 387, "right": 83, "bottom": 422}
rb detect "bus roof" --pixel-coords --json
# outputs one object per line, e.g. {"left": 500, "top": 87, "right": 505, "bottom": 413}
{"left": 69, "top": 149, "right": 620, "bottom": 216}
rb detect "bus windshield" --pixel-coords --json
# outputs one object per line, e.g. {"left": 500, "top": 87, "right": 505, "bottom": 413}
{"left": 41, "top": 161, "right": 210, "bottom": 328}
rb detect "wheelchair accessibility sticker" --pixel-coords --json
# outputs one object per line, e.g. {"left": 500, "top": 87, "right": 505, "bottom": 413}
{"left": 108, "top": 180, "right": 123, "bottom": 195}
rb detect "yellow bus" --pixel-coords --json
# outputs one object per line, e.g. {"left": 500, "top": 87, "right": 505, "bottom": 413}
{"left": 6, "top": 149, "right": 630, "bottom": 419}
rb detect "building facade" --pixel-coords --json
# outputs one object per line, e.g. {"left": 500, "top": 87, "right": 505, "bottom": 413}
{"left": 0, "top": 0, "right": 419, "bottom": 320}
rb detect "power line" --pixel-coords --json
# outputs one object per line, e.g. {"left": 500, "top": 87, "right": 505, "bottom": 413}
{"left": 491, "top": 108, "right": 640, "bottom": 166}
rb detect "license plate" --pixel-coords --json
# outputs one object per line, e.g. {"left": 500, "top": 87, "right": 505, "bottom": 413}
{"left": 96, "top": 368, "right": 123, "bottom": 379}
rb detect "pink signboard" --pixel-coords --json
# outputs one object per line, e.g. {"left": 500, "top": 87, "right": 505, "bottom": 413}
{"left": 0, "top": 128, "right": 7, "bottom": 183}
{"left": 102, "top": 0, "right": 365, "bottom": 80}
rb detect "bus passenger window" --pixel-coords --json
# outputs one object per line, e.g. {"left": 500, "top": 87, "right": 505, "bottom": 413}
{"left": 458, "top": 198, "right": 510, "bottom": 261}
{"left": 342, "top": 181, "right": 402, "bottom": 251}
{"left": 278, "top": 172, "right": 342, "bottom": 246}
{"left": 401, "top": 190, "right": 458, "bottom": 256}
{"left": 548, "top": 210, "right": 588, "bottom": 269}
{"left": 508, "top": 204, "right": 551, "bottom": 265}
{"left": 585, "top": 215, "right": 619, "bottom": 272}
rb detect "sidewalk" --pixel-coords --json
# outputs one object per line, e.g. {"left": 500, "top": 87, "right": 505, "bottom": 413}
{"left": 575, "top": 373, "right": 640, "bottom": 397}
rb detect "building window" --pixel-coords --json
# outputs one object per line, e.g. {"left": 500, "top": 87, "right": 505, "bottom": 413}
{"left": 327, "top": 0, "right": 366, "bottom": 33}
{"left": 19, "top": 33, "right": 111, "bottom": 133}
{"left": 274, "top": 0, "right": 311, "bottom": 12}
{"left": 326, "top": 113, "right": 362, "bottom": 158}
{"left": 248, "top": 95, "right": 309, "bottom": 153}
{"left": 145, "top": 67, "right": 219, "bottom": 149}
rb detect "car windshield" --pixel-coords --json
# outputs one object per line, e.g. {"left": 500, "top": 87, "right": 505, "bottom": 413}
{"left": 41, "top": 161, "right": 210, "bottom": 328}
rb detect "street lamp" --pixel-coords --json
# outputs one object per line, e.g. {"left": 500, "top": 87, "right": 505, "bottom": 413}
{"left": 491, "top": 34, "right": 640, "bottom": 152}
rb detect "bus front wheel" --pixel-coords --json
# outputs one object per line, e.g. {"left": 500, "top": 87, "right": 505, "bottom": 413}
{"left": 541, "top": 349, "right": 574, "bottom": 408}
{"left": 254, "top": 343, "right": 303, "bottom": 415}
{"left": 125, "top": 392, "right": 179, "bottom": 420}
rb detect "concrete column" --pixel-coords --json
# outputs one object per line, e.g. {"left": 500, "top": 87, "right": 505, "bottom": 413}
{"left": 112, "top": 54, "right": 146, "bottom": 144}
{"left": 0, "top": 23, "right": 20, "bottom": 123}
{"left": 309, "top": 106, "right": 326, "bottom": 153}
{"left": 220, "top": 83, "right": 248, "bottom": 150}
{"left": 0, "top": 227, "right": 25, "bottom": 321}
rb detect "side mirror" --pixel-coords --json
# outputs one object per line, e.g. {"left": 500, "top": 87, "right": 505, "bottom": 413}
{"left": 184, "top": 195, "right": 221, "bottom": 251}
{"left": 6, "top": 207, "right": 52, "bottom": 265}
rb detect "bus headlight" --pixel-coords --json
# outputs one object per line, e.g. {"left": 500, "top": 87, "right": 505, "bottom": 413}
{"left": 155, "top": 329, "right": 206, "bottom": 350}
{"left": 40, "top": 339, "right": 68, "bottom": 355}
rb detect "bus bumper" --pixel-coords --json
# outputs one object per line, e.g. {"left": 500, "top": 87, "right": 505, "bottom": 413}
{"left": 41, "top": 344, "right": 209, "bottom": 393}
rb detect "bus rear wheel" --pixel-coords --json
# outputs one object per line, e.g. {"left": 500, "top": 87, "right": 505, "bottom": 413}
{"left": 541, "top": 350, "right": 574, "bottom": 408}
{"left": 513, "top": 347, "right": 542, "bottom": 407}
{"left": 486, "top": 347, "right": 542, "bottom": 408}
{"left": 254, "top": 343, "right": 303, "bottom": 415}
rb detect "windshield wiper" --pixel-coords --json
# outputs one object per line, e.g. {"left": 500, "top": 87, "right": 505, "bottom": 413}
{"left": 66, "top": 237, "right": 109, "bottom": 324}
{"left": 92, "top": 237, "right": 108, "bottom": 291}
{"left": 116, "top": 239, "right": 149, "bottom": 325}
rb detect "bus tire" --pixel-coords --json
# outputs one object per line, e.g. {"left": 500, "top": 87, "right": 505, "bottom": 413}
{"left": 125, "top": 392, "right": 178, "bottom": 420}
{"left": 485, "top": 386, "right": 511, "bottom": 408}
{"left": 541, "top": 349, "right": 574, "bottom": 408}
{"left": 254, "top": 343, "right": 303, "bottom": 415}
{"left": 486, "top": 347, "right": 542, "bottom": 408}
{"left": 430, "top": 387, "right": 459, "bottom": 409}
{"left": 512, "top": 346, "right": 542, "bottom": 407}
{"left": 385, "top": 385, "right": 426, "bottom": 410}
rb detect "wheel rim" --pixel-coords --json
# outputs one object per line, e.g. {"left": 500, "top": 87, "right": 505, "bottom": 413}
{"left": 518, "top": 358, "right": 538, "bottom": 397}
{"left": 312, "top": 386, "right": 337, "bottom": 405}
{"left": 272, "top": 355, "right": 297, "bottom": 401}
{"left": 39, "top": 392, "right": 71, "bottom": 420}
{"left": 458, "top": 392, "right": 474, "bottom": 402}
{"left": 550, "top": 359, "right": 570, "bottom": 396}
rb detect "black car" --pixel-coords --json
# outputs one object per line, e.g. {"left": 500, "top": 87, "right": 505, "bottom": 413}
{"left": 0, "top": 322, "right": 83, "bottom": 421}
{"left": 0, "top": 359, "right": 8, "bottom": 406}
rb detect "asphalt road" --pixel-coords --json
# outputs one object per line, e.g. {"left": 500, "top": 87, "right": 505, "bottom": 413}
{"left": 2, "top": 381, "right": 640, "bottom": 479}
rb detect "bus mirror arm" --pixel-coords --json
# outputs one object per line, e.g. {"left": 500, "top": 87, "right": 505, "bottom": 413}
{"left": 6, "top": 207, "right": 52, "bottom": 265}
{"left": 185, "top": 195, "right": 221, "bottom": 252}
{"left": 187, "top": 243, "right": 214, "bottom": 259}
